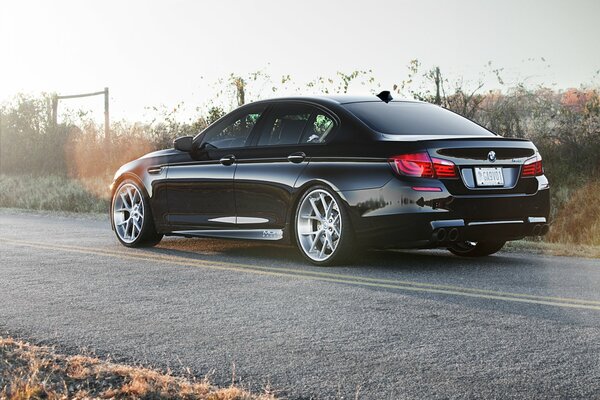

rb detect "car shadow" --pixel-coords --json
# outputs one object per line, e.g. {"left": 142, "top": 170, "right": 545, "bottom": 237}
{"left": 136, "top": 236, "right": 527, "bottom": 273}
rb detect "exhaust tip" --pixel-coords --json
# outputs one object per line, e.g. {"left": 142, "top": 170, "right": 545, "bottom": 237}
{"left": 532, "top": 225, "right": 541, "bottom": 235}
{"left": 448, "top": 228, "right": 459, "bottom": 242}
{"left": 434, "top": 228, "right": 447, "bottom": 243}
{"left": 540, "top": 224, "right": 549, "bottom": 235}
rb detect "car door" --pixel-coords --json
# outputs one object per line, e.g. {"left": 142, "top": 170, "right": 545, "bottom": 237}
{"left": 234, "top": 102, "right": 337, "bottom": 229}
{"left": 165, "top": 104, "right": 266, "bottom": 230}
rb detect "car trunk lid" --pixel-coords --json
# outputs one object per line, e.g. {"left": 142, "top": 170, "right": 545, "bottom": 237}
{"left": 420, "top": 137, "right": 538, "bottom": 195}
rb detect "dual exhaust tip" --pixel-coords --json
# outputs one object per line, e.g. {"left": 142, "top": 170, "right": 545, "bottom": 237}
{"left": 432, "top": 223, "right": 549, "bottom": 243}
{"left": 432, "top": 227, "right": 459, "bottom": 243}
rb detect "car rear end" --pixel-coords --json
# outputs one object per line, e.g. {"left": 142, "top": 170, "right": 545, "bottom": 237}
{"left": 387, "top": 138, "right": 549, "bottom": 246}
{"left": 341, "top": 100, "right": 550, "bottom": 249}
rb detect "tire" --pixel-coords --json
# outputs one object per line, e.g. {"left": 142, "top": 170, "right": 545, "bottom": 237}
{"left": 448, "top": 241, "right": 505, "bottom": 257}
{"left": 111, "top": 179, "right": 163, "bottom": 247}
{"left": 294, "top": 185, "right": 355, "bottom": 266}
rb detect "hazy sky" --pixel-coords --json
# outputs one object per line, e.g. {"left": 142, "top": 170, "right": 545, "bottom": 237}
{"left": 1, "top": 0, "right": 599, "bottom": 121}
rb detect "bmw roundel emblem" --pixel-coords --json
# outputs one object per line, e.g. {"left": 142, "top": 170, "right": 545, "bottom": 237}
{"left": 488, "top": 151, "right": 497, "bottom": 163}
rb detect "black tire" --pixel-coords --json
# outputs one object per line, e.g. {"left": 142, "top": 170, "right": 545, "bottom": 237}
{"left": 294, "top": 185, "right": 355, "bottom": 266}
{"left": 448, "top": 241, "right": 505, "bottom": 257}
{"left": 111, "top": 179, "right": 163, "bottom": 248}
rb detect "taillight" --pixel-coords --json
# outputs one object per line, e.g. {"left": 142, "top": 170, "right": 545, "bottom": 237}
{"left": 521, "top": 154, "right": 543, "bottom": 177}
{"left": 431, "top": 157, "right": 457, "bottom": 178}
{"left": 389, "top": 152, "right": 457, "bottom": 179}
{"left": 389, "top": 152, "right": 434, "bottom": 177}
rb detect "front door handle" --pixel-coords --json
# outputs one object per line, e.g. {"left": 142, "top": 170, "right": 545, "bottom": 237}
{"left": 147, "top": 166, "right": 163, "bottom": 175}
{"left": 219, "top": 155, "right": 236, "bottom": 166}
{"left": 287, "top": 152, "right": 306, "bottom": 163}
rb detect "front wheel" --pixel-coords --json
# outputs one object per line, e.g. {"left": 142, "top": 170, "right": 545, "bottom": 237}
{"left": 111, "top": 180, "right": 163, "bottom": 247}
{"left": 295, "top": 186, "right": 355, "bottom": 266}
{"left": 448, "top": 241, "right": 505, "bottom": 257}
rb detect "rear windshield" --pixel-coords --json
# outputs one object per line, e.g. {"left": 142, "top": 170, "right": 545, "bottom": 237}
{"left": 344, "top": 101, "right": 494, "bottom": 136}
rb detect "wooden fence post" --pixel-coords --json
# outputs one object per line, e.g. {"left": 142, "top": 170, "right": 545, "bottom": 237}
{"left": 54, "top": 88, "right": 110, "bottom": 141}
{"left": 104, "top": 87, "right": 110, "bottom": 143}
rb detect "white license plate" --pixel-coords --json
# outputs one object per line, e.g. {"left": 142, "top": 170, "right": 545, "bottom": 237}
{"left": 474, "top": 167, "right": 504, "bottom": 187}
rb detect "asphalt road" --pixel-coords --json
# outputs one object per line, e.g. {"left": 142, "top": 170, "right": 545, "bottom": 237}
{"left": 1, "top": 210, "right": 599, "bottom": 399}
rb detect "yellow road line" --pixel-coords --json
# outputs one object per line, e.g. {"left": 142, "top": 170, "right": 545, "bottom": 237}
{"left": 5, "top": 238, "right": 600, "bottom": 307}
{"left": 2, "top": 238, "right": 600, "bottom": 311}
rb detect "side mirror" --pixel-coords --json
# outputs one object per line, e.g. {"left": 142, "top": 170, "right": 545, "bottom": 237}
{"left": 173, "top": 136, "right": 193, "bottom": 152}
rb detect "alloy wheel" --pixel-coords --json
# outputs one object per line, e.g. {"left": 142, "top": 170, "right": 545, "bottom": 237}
{"left": 113, "top": 183, "right": 144, "bottom": 244}
{"left": 297, "top": 189, "right": 342, "bottom": 262}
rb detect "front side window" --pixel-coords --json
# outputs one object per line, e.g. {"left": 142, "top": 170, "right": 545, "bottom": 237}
{"left": 201, "top": 106, "right": 265, "bottom": 149}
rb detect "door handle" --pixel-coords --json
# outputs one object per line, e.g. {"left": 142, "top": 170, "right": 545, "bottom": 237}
{"left": 219, "top": 155, "right": 236, "bottom": 166}
{"left": 287, "top": 152, "right": 306, "bottom": 163}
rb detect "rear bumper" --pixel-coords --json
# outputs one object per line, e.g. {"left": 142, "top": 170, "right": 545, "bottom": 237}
{"left": 428, "top": 217, "right": 549, "bottom": 246}
{"left": 341, "top": 176, "right": 550, "bottom": 248}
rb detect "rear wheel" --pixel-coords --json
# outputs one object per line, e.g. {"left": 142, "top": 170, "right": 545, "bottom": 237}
{"left": 448, "top": 241, "right": 505, "bottom": 257}
{"left": 295, "top": 186, "right": 355, "bottom": 266}
{"left": 112, "top": 180, "right": 163, "bottom": 247}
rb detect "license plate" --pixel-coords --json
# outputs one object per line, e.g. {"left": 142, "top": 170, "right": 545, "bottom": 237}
{"left": 474, "top": 167, "right": 504, "bottom": 187}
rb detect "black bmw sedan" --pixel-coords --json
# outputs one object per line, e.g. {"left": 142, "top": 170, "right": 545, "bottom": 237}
{"left": 110, "top": 92, "right": 550, "bottom": 265}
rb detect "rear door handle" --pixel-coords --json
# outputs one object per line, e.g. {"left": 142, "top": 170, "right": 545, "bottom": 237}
{"left": 219, "top": 155, "right": 236, "bottom": 166}
{"left": 287, "top": 152, "right": 306, "bottom": 163}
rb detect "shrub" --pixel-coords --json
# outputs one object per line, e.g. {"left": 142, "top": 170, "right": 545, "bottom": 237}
{"left": 0, "top": 174, "right": 109, "bottom": 213}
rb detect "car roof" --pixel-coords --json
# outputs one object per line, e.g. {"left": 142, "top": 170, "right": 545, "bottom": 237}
{"left": 250, "top": 94, "right": 422, "bottom": 107}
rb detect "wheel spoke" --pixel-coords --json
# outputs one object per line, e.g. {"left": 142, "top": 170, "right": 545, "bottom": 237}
{"left": 325, "top": 200, "right": 334, "bottom": 219}
{"left": 332, "top": 226, "right": 340, "bottom": 237}
{"left": 309, "top": 197, "right": 324, "bottom": 220}
{"left": 132, "top": 189, "right": 140, "bottom": 205}
{"left": 125, "top": 219, "right": 133, "bottom": 239}
{"left": 329, "top": 229, "right": 338, "bottom": 244}
{"left": 318, "top": 236, "right": 328, "bottom": 258}
{"left": 309, "top": 232, "right": 321, "bottom": 253}
{"left": 319, "top": 193, "right": 328, "bottom": 217}
{"left": 119, "top": 192, "right": 130, "bottom": 209}
{"left": 301, "top": 231, "right": 320, "bottom": 236}
{"left": 301, "top": 214, "right": 321, "bottom": 221}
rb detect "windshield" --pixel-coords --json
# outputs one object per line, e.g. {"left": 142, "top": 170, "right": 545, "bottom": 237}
{"left": 344, "top": 101, "right": 494, "bottom": 136}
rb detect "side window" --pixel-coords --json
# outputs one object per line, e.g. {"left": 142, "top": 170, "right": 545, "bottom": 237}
{"left": 202, "top": 106, "right": 265, "bottom": 149}
{"left": 257, "top": 104, "right": 313, "bottom": 146}
{"left": 301, "top": 113, "right": 335, "bottom": 143}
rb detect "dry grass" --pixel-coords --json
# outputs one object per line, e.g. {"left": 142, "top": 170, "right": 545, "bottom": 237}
{"left": 0, "top": 337, "right": 276, "bottom": 400}
{"left": 64, "top": 127, "right": 155, "bottom": 198}
{"left": 546, "top": 180, "right": 600, "bottom": 246}
{"left": 505, "top": 240, "right": 600, "bottom": 259}
{"left": 0, "top": 175, "right": 109, "bottom": 213}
